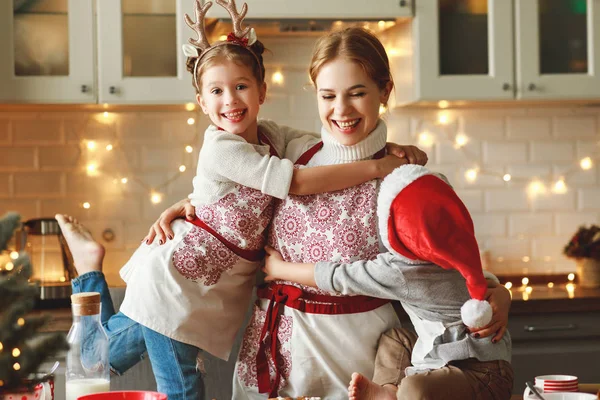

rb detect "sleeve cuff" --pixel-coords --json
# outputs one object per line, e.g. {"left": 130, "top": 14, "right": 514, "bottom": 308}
{"left": 314, "top": 261, "right": 338, "bottom": 293}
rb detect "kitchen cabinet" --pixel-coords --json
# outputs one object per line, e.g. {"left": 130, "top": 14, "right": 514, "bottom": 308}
{"left": 383, "top": 0, "right": 600, "bottom": 104}
{"left": 508, "top": 310, "right": 600, "bottom": 394}
{"left": 0, "top": 0, "right": 195, "bottom": 104}
{"left": 208, "top": 0, "right": 413, "bottom": 19}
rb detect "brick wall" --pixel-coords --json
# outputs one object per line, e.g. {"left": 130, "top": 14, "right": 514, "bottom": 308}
{"left": 1, "top": 36, "right": 599, "bottom": 284}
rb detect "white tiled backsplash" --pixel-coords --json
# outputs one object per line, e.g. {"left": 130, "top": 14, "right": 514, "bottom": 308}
{"left": 1, "top": 37, "right": 599, "bottom": 284}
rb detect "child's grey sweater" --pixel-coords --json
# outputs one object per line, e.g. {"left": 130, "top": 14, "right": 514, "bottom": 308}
{"left": 315, "top": 253, "right": 511, "bottom": 372}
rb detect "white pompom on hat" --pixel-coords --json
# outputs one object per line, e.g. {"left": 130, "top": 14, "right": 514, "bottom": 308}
{"left": 377, "top": 164, "right": 492, "bottom": 328}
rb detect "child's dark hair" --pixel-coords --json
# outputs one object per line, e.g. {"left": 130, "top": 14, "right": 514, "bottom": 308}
{"left": 185, "top": 40, "right": 266, "bottom": 93}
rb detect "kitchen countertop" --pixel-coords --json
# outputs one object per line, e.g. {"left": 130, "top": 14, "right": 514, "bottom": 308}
{"left": 35, "top": 285, "right": 600, "bottom": 332}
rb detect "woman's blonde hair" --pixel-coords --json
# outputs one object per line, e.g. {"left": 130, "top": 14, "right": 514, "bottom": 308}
{"left": 186, "top": 41, "right": 266, "bottom": 93}
{"left": 309, "top": 27, "right": 393, "bottom": 104}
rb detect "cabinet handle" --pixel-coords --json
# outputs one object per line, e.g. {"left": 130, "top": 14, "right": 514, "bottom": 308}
{"left": 109, "top": 86, "right": 118, "bottom": 95}
{"left": 528, "top": 83, "right": 537, "bottom": 91}
{"left": 502, "top": 83, "right": 511, "bottom": 91}
{"left": 81, "top": 85, "right": 89, "bottom": 93}
{"left": 399, "top": 0, "right": 407, "bottom": 6}
{"left": 524, "top": 323, "right": 577, "bottom": 332}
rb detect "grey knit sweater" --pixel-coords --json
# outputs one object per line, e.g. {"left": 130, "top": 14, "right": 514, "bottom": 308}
{"left": 315, "top": 254, "right": 511, "bottom": 372}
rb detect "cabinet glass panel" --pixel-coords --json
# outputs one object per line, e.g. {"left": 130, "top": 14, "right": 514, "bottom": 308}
{"left": 539, "top": 0, "right": 588, "bottom": 74}
{"left": 122, "top": 0, "right": 177, "bottom": 77}
{"left": 13, "top": 0, "right": 69, "bottom": 76}
{"left": 438, "top": 0, "right": 489, "bottom": 75}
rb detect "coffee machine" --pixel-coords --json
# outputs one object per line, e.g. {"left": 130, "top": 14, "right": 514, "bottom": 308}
{"left": 15, "top": 218, "right": 77, "bottom": 303}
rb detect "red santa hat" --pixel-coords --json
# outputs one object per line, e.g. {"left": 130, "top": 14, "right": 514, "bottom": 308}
{"left": 378, "top": 164, "right": 492, "bottom": 328}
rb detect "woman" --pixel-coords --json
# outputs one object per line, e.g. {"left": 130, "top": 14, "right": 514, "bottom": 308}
{"left": 149, "top": 28, "right": 510, "bottom": 399}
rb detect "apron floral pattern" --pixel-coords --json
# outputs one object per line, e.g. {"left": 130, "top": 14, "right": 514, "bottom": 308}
{"left": 172, "top": 184, "right": 273, "bottom": 285}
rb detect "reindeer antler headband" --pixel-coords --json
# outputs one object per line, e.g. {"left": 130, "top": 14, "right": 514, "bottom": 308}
{"left": 183, "top": 0, "right": 259, "bottom": 91}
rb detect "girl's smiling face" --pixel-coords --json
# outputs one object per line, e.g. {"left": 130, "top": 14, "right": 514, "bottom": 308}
{"left": 315, "top": 57, "right": 391, "bottom": 146}
{"left": 197, "top": 60, "right": 266, "bottom": 143}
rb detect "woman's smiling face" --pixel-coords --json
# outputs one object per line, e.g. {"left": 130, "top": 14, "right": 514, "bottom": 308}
{"left": 315, "top": 57, "right": 391, "bottom": 146}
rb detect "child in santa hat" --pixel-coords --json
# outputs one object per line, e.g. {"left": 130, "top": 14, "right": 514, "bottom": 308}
{"left": 263, "top": 164, "right": 513, "bottom": 400}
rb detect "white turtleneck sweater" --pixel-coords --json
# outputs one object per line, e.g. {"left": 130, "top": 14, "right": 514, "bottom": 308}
{"left": 283, "top": 120, "right": 388, "bottom": 166}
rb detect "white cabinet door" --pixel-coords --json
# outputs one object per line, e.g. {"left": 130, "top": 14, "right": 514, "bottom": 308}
{"left": 97, "top": 0, "right": 195, "bottom": 104}
{"left": 208, "top": 0, "right": 413, "bottom": 19}
{"left": 413, "top": 0, "right": 514, "bottom": 101}
{"left": 0, "top": 0, "right": 95, "bottom": 103}
{"left": 516, "top": 0, "right": 600, "bottom": 100}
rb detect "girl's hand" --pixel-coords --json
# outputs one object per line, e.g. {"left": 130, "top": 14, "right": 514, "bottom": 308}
{"left": 377, "top": 154, "right": 408, "bottom": 178}
{"left": 143, "top": 198, "right": 196, "bottom": 245}
{"left": 468, "top": 286, "right": 511, "bottom": 342}
{"left": 386, "top": 143, "right": 428, "bottom": 166}
{"left": 263, "top": 245, "right": 284, "bottom": 281}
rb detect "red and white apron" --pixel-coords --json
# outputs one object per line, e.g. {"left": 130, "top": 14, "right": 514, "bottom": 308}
{"left": 233, "top": 143, "right": 401, "bottom": 399}
{"left": 119, "top": 132, "right": 279, "bottom": 360}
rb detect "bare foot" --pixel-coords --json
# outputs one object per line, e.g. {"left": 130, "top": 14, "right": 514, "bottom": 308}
{"left": 348, "top": 373, "right": 397, "bottom": 400}
{"left": 55, "top": 214, "right": 105, "bottom": 275}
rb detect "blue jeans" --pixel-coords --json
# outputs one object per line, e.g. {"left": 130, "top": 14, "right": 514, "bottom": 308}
{"left": 72, "top": 271, "right": 205, "bottom": 400}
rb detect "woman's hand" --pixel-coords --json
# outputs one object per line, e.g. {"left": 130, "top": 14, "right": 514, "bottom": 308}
{"left": 262, "top": 246, "right": 285, "bottom": 281}
{"left": 143, "top": 198, "right": 196, "bottom": 245}
{"left": 377, "top": 154, "right": 409, "bottom": 178}
{"left": 469, "top": 285, "right": 511, "bottom": 343}
{"left": 386, "top": 143, "right": 428, "bottom": 166}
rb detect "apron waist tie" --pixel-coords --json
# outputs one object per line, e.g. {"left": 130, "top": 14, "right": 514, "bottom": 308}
{"left": 255, "top": 283, "right": 390, "bottom": 396}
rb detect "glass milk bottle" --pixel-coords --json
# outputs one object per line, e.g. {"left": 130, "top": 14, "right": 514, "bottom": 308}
{"left": 66, "top": 292, "right": 110, "bottom": 400}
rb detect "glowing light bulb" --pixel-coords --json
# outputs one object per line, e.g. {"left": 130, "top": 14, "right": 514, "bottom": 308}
{"left": 179, "top": 165, "right": 186, "bottom": 172}
{"left": 522, "top": 277, "right": 529, "bottom": 286}
{"left": 548, "top": 282, "right": 554, "bottom": 288}
{"left": 438, "top": 100, "right": 449, "bottom": 109}
{"left": 5, "top": 262, "right": 13, "bottom": 271}
{"left": 552, "top": 179, "right": 567, "bottom": 194}
{"left": 187, "top": 118, "right": 195, "bottom": 125}
{"left": 522, "top": 292, "right": 529, "bottom": 301}
{"left": 219, "top": 35, "right": 228, "bottom": 41}
{"left": 271, "top": 71, "right": 284, "bottom": 85}
{"left": 185, "top": 103, "right": 195, "bottom": 111}
{"left": 82, "top": 202, "right": 91, "bottom": 209}
{"left": 60, "top": 276, "right": 66, "bottom": 282}
{"left": 121, "top": 177, "right": 128, "bottom": 184}
{"left": 17, "top": 318, "right": 24, "bottom": 326}
{"left": 522, "top": 256, "right": 530, "bottom": 262}
{"left": 378, "top": 20, "right": 386, "bottom": 29}
{"left": 379, "top": 104, "right": 387, "bottom": 115}
{"left": 580, "top": 157, "right": 593, "bottom": 170}
{"left": 13, "top": 363, "right": 20, "bottom": 371}
{"left": 0, "top": 342, "right": 3, "bottom": 351}
{"left": 106, "top": 144, "right": 113, "bottom": 151}
{"left": 86, "top": 163, "right": 97, "bottom": 175}
{"left": 10, "top": 251, "right": 18, "bottom": 260}
{"left": 185, "top": 145, "right": 194, "bottom": 153}
{"left": 568, "top": 273, "right": 575, "bottom": 281}
{"left": 12, "top": 348, "right": 20, "bottom": 357}
{"left": 87, "top": 141, "right": 96, "bottom": 151}
{"left": 454, "top": 133, "right": 468, "bottom": 148}
{"left": 504, "top": 282, "right": 513, "bottom": 290}
{"left": 437, "top": 113, "right": 450, "bottom": 125}
{"left": 525, "top": 286, "right": 533, "bottom": 294}
{"left": 527, "top": 180, "right": 546, "bottom": 197}
{"left": 465, "top": 169, "right": 478, "bottom": 183}
{"left": 103, "top": 112, "right": 109, "bottom": 118}
{"left": 417, "top": 132, "right": 434, "bottom": 148}
{"left": 151, "top": 192, "right": 163, "bottom": 204}
{"left": 503, "top": 174, "right": 511, "bottom": 182}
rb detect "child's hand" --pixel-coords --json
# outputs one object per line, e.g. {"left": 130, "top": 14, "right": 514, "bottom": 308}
{"left": 377, "top": 154, "right": 408, "bottom": 178}
{"left": 263, "top": 245, "right": 284, "bottom": 281}
{"left": 386, "top": 143, "right": 428, "bottom": 166}
{"left": 143, "top": 198, "right": 196, "bottom": 245}
{"left": 468, "top": 286, "right": 511, "bottom": 343}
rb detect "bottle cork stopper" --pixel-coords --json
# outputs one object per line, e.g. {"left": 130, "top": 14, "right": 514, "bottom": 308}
{"left": 71, "top": 292, "right": 101, "bottom": 316}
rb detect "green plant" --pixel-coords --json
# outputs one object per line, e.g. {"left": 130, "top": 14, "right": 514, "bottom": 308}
{"left": 0, "top": 212, "right": 69, "bottom": 392}
{"left": 563, "top": 224, "right": 600, "bottom": 260}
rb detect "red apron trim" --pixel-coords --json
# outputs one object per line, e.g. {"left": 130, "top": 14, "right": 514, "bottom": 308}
{"left": 256, "top": 283, "right": 389, "bottom": 396}
{"left": 187, "top": 217, "right": 265, "bottom": 262}
{"left": 295, "top": 142, "right": 324, "bottom": 165}
{"left": 257, "top": 130, "right": 280, "bottom": 158}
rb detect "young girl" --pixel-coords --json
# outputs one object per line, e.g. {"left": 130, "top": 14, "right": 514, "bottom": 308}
{"left": 262, "top": 164, "right": 514, "bottom": 400}
{"left": 61, "top": 2, "right": 414, "bottom": 400}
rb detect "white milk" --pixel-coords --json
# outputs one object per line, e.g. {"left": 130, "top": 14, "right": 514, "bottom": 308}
{"left": 65, "top": 378, "right": 110, "bottom": 400}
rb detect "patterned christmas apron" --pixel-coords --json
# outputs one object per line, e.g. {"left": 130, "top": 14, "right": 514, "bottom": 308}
{"left": 119, "top": 131, "right": 279, "bottom": 360}
{"left": 232, "top": 143, "right": 401, "bottom": 399}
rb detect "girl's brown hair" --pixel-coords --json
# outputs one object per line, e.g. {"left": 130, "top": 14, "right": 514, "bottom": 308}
{"left": 309, "top": 27, "right": 393, "bottom": 102}
{"left": 185, "top": 41, "right": 266, "bottom": 93}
